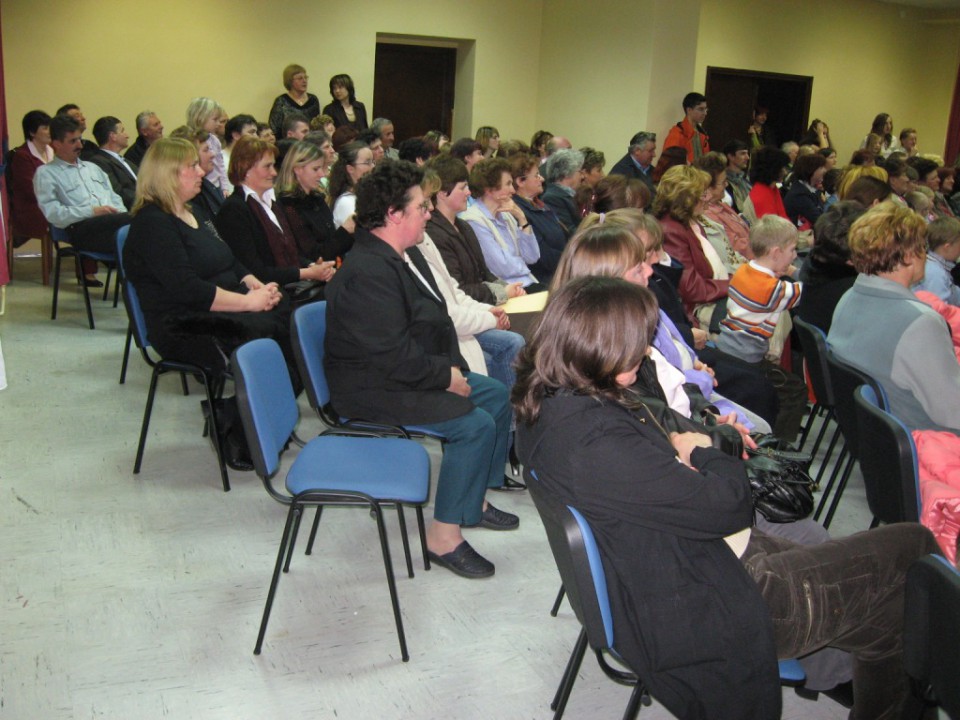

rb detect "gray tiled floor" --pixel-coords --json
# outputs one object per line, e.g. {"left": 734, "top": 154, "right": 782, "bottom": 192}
{"left": 1, "top": 256, "right": 869, "bottom": 719}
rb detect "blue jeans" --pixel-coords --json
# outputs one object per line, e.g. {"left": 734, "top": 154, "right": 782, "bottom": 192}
{"left": 476, "top": 329, "right": 525, "bottom": 389}
{"left": 415, "top": 372, "right": 511, "bottom": 526}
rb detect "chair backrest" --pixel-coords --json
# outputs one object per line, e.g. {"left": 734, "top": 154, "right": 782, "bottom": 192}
{"left": 115, "top": 225, "right": 151, "bottom": 350}
{"left": 233, "top": 338, "right": 300, "bottom": 481}
{"left": 527, "top": 471, "right": 614, "bottom": 652}
{"left": 854, "top": 385, "right": 921, "bottom": 524}
{"left": 904, "top": 554, "right": 960, "bottom": 719}
{"left": 291, "top": 301, "right": 332, "bottom": 413}
{"left": 793, "top": 317, "right": 834, "bottom": 407}
{"left": 823, "top": 349, "right": 887, "bottom": 461}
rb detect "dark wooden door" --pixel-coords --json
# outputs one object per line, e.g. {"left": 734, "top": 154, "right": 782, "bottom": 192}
{"left": 373, "top": 44, "right": 456, "bottom": 142}
{"left": 705, "top": 67, "right": 813, "bottom": 151}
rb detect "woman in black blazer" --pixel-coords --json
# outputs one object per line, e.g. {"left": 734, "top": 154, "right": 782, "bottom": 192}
{"left": 321, "top": 73, "right": 368, "bottom": 131}
{"left": 213, "top": 136, "right": 335, "bottom": 290}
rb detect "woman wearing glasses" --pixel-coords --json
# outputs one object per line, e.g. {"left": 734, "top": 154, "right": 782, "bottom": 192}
{"left": 328, "top": 141, "right": 375, "bottom": 229}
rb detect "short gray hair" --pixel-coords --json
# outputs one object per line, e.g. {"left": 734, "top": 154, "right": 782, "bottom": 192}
{"left": 544, "top": 149, "right": 585, "bottom": 184}
{"left": 371, "top": 117, "right": 393, "bottom": 137}
{"left": 136, "top": 110, "right": 157, "bottom": 132}
{"left": 629, "top": 131, "right": 656, "bottom": 153}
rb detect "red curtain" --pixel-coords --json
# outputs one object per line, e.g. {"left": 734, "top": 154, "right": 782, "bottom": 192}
{"left": 946, "top": 58, "right": 960, "bottom": 167}
{"left": 0, "top": 10, "right": 10, "bottom": 286}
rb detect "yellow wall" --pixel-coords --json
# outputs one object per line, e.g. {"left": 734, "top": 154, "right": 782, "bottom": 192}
{"left": 695, "top": 0, "right": 960, "bottom": 159}
{"left": 2, "top": 0, "right": 958, "bottom": 164}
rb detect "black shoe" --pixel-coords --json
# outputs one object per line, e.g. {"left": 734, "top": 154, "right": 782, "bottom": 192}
{"left": 427, "top": 541, "right": 495, "bottom": 578}
{"left": 474, "top": 503, "right": 519, "bottom": 530}
{"left": 82, "top": 276, "right": 104, "bottom": 288}
{"left": 492, "top": 475, "right": 526, "bottom": 492}
{"left": 795, "top": 681, "right": 854, "bottom": 709}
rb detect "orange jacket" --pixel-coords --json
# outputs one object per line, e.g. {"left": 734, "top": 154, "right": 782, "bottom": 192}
{"left": 663, "top": 117, "right": 710, "bottom": 163}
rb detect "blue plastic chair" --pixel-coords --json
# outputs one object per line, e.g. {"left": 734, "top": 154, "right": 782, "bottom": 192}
{"left": 854, "top": 385, "right": 922, "bottom": 526}
{"left": 233, "top": 338, "right": 431, "bottom": 661}
{"left": 50, "top": 225, "right": 120, "bottom": 329}
{"left": 905, "top": 554, "right": 960, "bottom": 719}
{"left": 529, "top": 471, "right": 806, "bottom": 718}
{"left": 116, "top": 225, "right": 231, "bottom": 492}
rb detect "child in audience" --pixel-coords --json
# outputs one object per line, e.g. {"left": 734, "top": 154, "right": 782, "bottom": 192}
{"left": 914, "top": 216, "right": 960, "bottom": 306}
{"left": 718, "top": 215, "right": 807, "bottom": 442}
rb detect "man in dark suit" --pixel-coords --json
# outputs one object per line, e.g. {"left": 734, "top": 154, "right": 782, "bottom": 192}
{"left": 89, "top": 117, "right": 138, "bottom": 210}
{"left": 125, "top": 110, "right": 163, "bottom": 166}
{"left": 608, "top": 130, "right": 657, "bottom": 197}
{"left": 324, "top": 159, "right": 517, "bottom": 579}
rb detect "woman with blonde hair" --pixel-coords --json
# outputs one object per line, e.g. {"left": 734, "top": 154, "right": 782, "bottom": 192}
{"left": 268, "top": 64, "right": 320, "bottom": 138}
{"left": 186, "top": 97, "right": 229, "bottom": 195}
{"left": 276, "top": 140, "right": 354, "bottom": 268}
{"left": 653, "top": 165, "right": 729, "bottom": 323}
{"left": 476, "top": 126, "right": 500, "bottom": 159}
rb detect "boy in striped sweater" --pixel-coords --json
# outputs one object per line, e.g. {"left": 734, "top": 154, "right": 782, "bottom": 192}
{"left": 718, "top": 215, "right": 807, "bottom": 442}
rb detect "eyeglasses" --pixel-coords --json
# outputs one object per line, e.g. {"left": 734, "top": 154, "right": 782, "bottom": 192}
{"left": 353, "top": 160, "right": 375, "bottom": 167}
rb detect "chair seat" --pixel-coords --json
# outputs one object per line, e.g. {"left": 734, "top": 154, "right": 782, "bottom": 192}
{"left": 338, "top": 417, "right": 448, "bottom": 441}
{"left": 287, "top": 436, "right": 430, "bottom": 500}
{"left": 778, "top": 658, "right": 806, "bottom": 683}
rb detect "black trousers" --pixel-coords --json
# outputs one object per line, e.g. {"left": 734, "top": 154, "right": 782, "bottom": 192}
{"left": 66, "top": 212, "right": 132, "bottom": 254}
{"left": 743, "top": 523, "right": 939, "bottom": 720}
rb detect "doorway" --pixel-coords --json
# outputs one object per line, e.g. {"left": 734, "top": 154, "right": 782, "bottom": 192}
{"left": 704, "top": 67, "right": 813, "bottom": 151}
{"left": 373, "top": 42, "right": 457, "bottom": 143}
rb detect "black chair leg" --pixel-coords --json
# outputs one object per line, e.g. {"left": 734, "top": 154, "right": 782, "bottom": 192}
{"left": 622, "top": 683, "right": 647, "bottom": 720}
{"left": 552, "top": 627, "right": 589, "bottom": 718}
{"left": 80, "top": 259, "right": 95, "bottom": 329}
{"left": 119, "top": 325, "right": 133, "bottom": 384}
{"left": 806, "top": 408, "right": 832, "bottom": 467}
{"left": 372, "top": 502, "right": 409, "bottom": 662}
{"left": 283, "top": 506, "right": 304, "bottom": 573}
{"left": 822, "top": 457, "right": 856, "bottom": 529}
{"left": 254, "top": 505, "right": 298, "bottom": 655}
{"left": 134, "top": 368, "right": 161, "bottom": 473}
{"left": 551, "top": 586, "right": 566, "bottom": 617}
{"left": 796, "top": 403, "right": 820, "bottom": 453}
{"left": 112, "top": 268, "right": 121, "bottom": 307}
{"left": 812, "top": 421, "right": 842, "bottom": 488}
{"left": 305, "top": 506, "right": 324, "bottom": 555}
{"left": 199, "top": 373, "right": 230, "bottom": 492}
{"left": 814, "top": 445, "right": 848, "bottom": 520}
{"left": 395, "top": 504, "right": 414, "bottom": 579}
{"left": 103, "top": 266, "right": 113, "bottom": 302}
{"left": 180, "top": 373, "right": 190, "bottom": 396}
{"left": 415, "top": 505, "right": 430, "bottom": 571}
{"left": 51, "top": 253, "right": 63, "bottom": 320}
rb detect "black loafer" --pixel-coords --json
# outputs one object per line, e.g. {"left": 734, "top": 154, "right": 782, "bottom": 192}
{"left": 427, "top": 541, "right": 495, "bottom": 579}
{"left": 477, "top": 503, "right": 519, "bottom": 530}
{"left": 82, "top": 276, "right": 104, "bottom": 288}
{"left": 492, "top": 475, "right": 527, "bottom": 492}
{"left": 795, "top": 681, "right": 854, "bottom": 709}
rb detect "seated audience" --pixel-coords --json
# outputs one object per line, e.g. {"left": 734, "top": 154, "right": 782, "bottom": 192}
{"left": 819, "top": 146, "right": 838, "bottom": 170}
{"left": 56, "top": 104, "right": 97, "bottom": 160}
{"left": 934, "top": 167, "right": 957, "bottom": 218}
{"left": 652, "top": 146, "right": 687, "bottom": 184}
{"left": 168, "top": 126, "right": 224, "bottom": 224}
{"left": 913, "top": 216, "right": 960, "bottom": 305}
{"left": 276, "top": 140, "right": 354, "bottom": 267}
{"left": 578, "top": 146, "right": 605, "bottom": 189}
{"left": 124, "top": 110, "right": 163, "bottom": 166}
{"left": 476, "top": 126, "right": 500, "bottom": 159}
{"left": 697, "top": 152, "right": 751, "bottom": 269}
{"left": 747, "top": 146, "right": 790, "bottom": 220}
{"left": 88, "top": 116, "right": 139, "bottom": 210}
{"left": 796, "top": 201, "right": 865, "bottom": 333}
{"left": 123, "top": 137, "right": 295, "bottom": 469}
{"left": 717, "top": 215, "right": 807, "bottom": 441}
{"left": 424, "top": 154, "right": 525, "bottom": 305}
{"left": 900, "top": 127, "right": 919, "bottom": 158}
{"left": 884, "top": 157, "right": 912, "bottom": 204}
{"left": 34, "top": 113, "right": 129, "bottom": 286}
{"left": 214, "top": 136, "right": 335, "bottom": 291}
{"left": 822, "top": 167, "right": 842, "bottom": 208}
{"left": 544, "top": 136, "right": 572, "bottom": 156}
{"left": 529, "top": 130, "right": 553, "bottom": 159}
{"left": 9, "top": 110, "right": 53, "bottom": 247}
{"left": 397, "top": 137, "right": 437, "bottom": 166}
{"left": 356, "top": 128, "right": 385, "bottom": 165}
{"left": 723, "top": 139, "right": 752, "bottom": 212}
{"left": 449, "top": 138, "right": 484, "bottom": 171}
{"left": 510, "top": 153, "right": 568, "bottom": 286}
{"left": 608, "top": 131, "right": 657, "bottom": 197}
{"left": 540, "top": 148, "right": 584, "bottom": 235}
{"left": 423, "top": 130, "right": 450, "bottom": 151}
{"left": 588, "top": 174, "right": 651, "bottom": 213}
{"left": 862, "top": 113, "right": 898, "bottom": 158}
{"left": 324, "top": 160, "right": 517, "bottom": 579}
{"left": 282, "top": 113, "right": 310, "bottom": 142}
{"left": 799, "top": 118, "right": 832, "bottom": 149}
{"left": 322, "top": 74, "right": 368, "bottom": 130}
{"left": 186, "top": 97, "right": 229, "bottom": 195}
{"left": 327, "top": 141, "right": 374, "bottom": 229}
{"left": 514, "top": 275, "right": 938, "bottom": 720}
{"left": 330, "top": 125, "right": 359, "bottom": 152}
{"left": 268, "top": 64, "right": 320, "bottom": 138}
{"left": 460, "top": 158, "right": 544, "bottom": 291}
{"left": 370, "top": 118, "right": 397, "bottom": 160}
{"left": 845, "top": 175, "right": 893, "bottom": 208}
{"left": 256, "top": 123, "right": 276, "bottom": 146}
{"left": 222, "top": 114, "right": 258, "bottom": 189}
{"left": 783, "top": 152, "right": 827, "bottom": 230}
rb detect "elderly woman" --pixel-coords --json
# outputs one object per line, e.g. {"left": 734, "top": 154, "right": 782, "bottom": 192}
{"left": 268, "top": 64, "right": 320, "bottom": 139}
{"left": 186, "top": 97, "right": 229, "bottom": 195}
{"left": 213, "top": 136, "right": 335, "bottom": 294}
{"left": 168, "top": 126, "right": 224, "bottom": 223}
{"left": 321, "top": 74, "right": 368, "bottom": 131}
{"left": 475, "top": 126, "right": 500, "bottom": 159}
{"left": 514, "top": 275, "right": 938, "bottom": 720}
{"left": 747, "top": 146, "right": 790, "bottom": 221}
{"left": 460, "top": 158, "right": 544, "bottom": 292}
{"left": 10, "top": 110, "right": 53, "bottom": 247}
{"left": 276, "top": 140, "right": 354, "bottom": 266}
{"left": 123, "top": 138, "right": 296, "bottom": 468}
{"left": 327, "top": 141, "right": 375, "bottom": 229}
{"left": 653, "top": 165, "right": 729, "bottom": 324}
{"left": 510, "top": 153, "right": 568, "bottom": 285}
{"left": 540, "top": 148, "right": 584, "bottom": 234}
{"left": 696, "top": 152, "right": 751, "bottom": 270}
{"left": 784, "top": 152, "right": 827, "bottom": 230}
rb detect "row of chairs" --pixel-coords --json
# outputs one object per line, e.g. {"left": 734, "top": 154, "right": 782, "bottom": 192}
{"left": 49, "top": 226, "right": 121, "bottom": 330}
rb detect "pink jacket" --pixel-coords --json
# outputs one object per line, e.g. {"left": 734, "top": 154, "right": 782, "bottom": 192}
{"left": 913, "top": 429, "right": 960, "bottom": 564}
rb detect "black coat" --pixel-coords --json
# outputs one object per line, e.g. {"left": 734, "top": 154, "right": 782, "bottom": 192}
{"left": 540, "top": 183, "right": 581, "bottom": 235}
{"left": 321, "top": 100, "right": 368, "bottom": 130}
{"left": 425, "top": 211, "right": 500, "bottom": 305}
{"left": 517, "top": 392, "right": 780, "bottom": 720}
{"left": 514, "top": 194, "right": 568, "bottom": 285}
{"left": 608, "top": 153, "right": 656, "bottom": 196}
{"left": 277, "top": 192, "right": 354, "bottom": 262}
{"left": 214, "top": 190, "right": 301, "bottom": 287}
{"left": 323, "top": 229, "right": 472, "bottom": 425}
{"left": 87, "top": 149, "right": 138, "bottom": 210}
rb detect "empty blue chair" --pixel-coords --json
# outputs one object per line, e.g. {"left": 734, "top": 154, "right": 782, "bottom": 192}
{"left": 50, "top": 225, "right": 120, "bottom": 329}
{"left": 233, "top": 338, "right": 431, "bottom": 661}
{"left": 116, "top": 225, "right": 231, "bottom": 491}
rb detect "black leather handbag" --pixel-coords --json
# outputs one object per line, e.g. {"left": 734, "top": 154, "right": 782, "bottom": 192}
{"left": 744, "top": 449, "right": 815, "bottom": 523}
